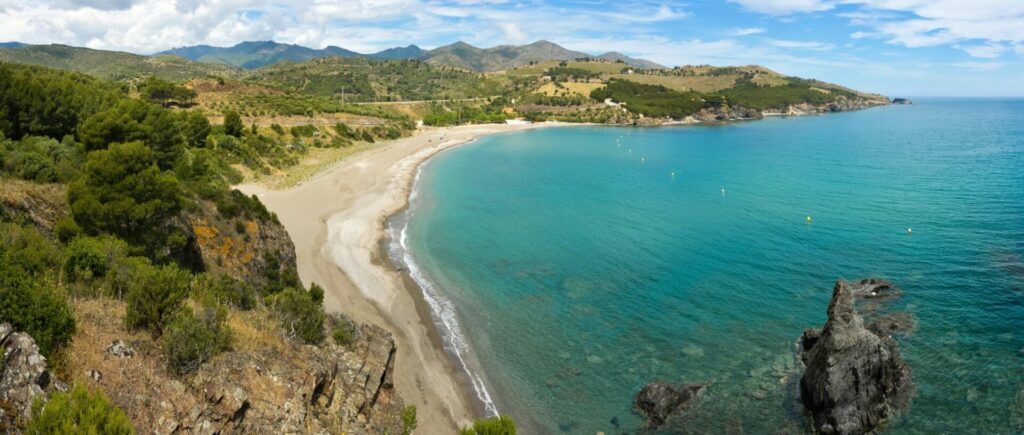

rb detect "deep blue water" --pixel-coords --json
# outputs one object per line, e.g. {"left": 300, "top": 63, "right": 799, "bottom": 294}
{"left": 393, "top": 99, "right": 1024, "bottom": 433}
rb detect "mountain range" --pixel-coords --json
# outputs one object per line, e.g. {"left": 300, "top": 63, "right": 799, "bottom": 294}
{"left": 156, "top": 39, "right": 664, "bottom": 71}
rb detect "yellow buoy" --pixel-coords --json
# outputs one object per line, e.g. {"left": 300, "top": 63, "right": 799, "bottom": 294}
{"left": 806, "top": 215, "right": 812, "bottom": 224}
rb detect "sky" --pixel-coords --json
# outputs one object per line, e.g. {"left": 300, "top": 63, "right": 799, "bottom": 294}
{"left": 1, "top": 0, "right": 1023, "bottom": 96}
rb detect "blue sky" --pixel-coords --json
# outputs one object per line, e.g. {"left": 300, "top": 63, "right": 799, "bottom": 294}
{"left": 1, "top": 0, "right": 1022, "bottom": 96}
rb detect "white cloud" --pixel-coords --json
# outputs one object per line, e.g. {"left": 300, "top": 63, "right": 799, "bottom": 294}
{"left": 767, "top": 38, "right": 835, "bottom": 50}
{"left": 736, "top": 0, "right": 1024, "bottom": 51}
{"left": 951, "top": 61, "right": 1005, "bottom": 71}
{"left": 729, "top": 0, "right": 833, "bottom": 15}
{"left": 954, "top": 43, "right": 1008, "bottom": 59}
{"left": 728, "top": 27, "right": 766, "bottom": 36}
{"left": 0, "top": 0, "right": 695, "bottom": 54}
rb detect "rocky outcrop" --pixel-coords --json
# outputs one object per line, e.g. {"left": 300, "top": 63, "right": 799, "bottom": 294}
{"left": 892, "top": 98, "right": 912, "bottom": 105}
{"left": 799, "top": 280, "right": 912, "bottom": 434}
{"left": 70, "top": 299, "right": 404, "bottom": 434}
{"left": 173, "top": 197, "right": 298, "bottom": 290}
{"left": 0, "top": 323, "right": 66, "bottom": 433}
{"left": 0, "top": 180, "right": 67, "bottom": 238}
{"left": 634, "top": 381, "right": 706, "bottom": 429}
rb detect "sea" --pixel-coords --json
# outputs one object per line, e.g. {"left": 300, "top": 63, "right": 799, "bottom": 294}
{"left": 386, "top": 98, "right": 1024, "bottom": 433}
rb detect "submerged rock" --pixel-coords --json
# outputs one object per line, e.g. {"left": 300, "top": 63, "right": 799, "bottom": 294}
{"left": 634, "top": 381, "right": 706, "bottom": 429}
{"left": 799, "top": 280, "right": 913, "bottom": 434}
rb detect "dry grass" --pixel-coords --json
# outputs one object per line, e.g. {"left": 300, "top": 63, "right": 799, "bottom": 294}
{"left": 225, "top": 308, "right": 288, "bottom": 354}
{"left": 535, "top": 81, "right": 605, "bottom": 96}
{"left": 250, "top": 142, "right": 383, "bottom": 189}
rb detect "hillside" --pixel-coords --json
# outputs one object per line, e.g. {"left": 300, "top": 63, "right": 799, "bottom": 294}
{"left": 160, "top": 40, "right": 363, "bottom": 69}
{"left": 243, "top": 57, "right": 507, "bottom": 102}
{"left": 156, "top": 39, "right": 665, "bottom": 72}
{"left": 0, "top": 44, "right": 239, "bottom": 80}
{"left": 0, "top": 61, "right": 420, "bottom": 434}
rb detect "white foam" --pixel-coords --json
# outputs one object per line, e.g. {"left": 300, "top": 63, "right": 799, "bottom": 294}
{"left": 389, "top": 165, "right": 500, "bottom": 417}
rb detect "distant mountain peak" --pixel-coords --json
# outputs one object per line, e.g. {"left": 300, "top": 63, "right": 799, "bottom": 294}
{"left": 151, "top": 39, "right": 664, "bottom": 71}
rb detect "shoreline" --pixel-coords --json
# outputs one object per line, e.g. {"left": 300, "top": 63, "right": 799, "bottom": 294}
{"left": 236, "top": 122, "right": 570, "bottom": 432}
{"left": 232, "top": 107, "right": 885, "bottom": 431}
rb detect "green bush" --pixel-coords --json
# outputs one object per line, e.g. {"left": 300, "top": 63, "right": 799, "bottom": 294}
{"left": 331, "top": 320, "right": 353, "bottom": 347}
{"left": 63, "top": 237, "right": 112, "bottom": 282}
{"left": 401, "top": 405, "right": 417, "bottom": 435}
{"left": 67, "top": 141, "right": 184, "bottom": 255}
{"left": 54, "top": 216, "right": 82, "bottom": 243}
{"left": 124, "top": 264, "right": 190, "bottom": 336}
{"left": 0, "top": 261, "right": 75, "bottom": 358}
{"left": 460, "top": 416, "right": 516, "bottom": 435}
{"left": 26, "top": 385, "right": 133, "bottom": 435}
{"left": 0, "top": 223, "right": 61, "bottom": 277}
{"left": 268, "top": 286, "right": 324, "bottom": 344}
{"left": 223, "top": 110, "right": 243, "bottom": 138}
{"left": 162, "top": 305, "right": 233, "bottom": 375}
{"left": 191, "top": 273, "right": 257, "bottom": 310}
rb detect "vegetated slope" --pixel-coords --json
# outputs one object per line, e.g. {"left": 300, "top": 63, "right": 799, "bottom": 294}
{"left": 422, "top": 40, "right": 590, "bottom": 72}
{"left": 0, "top": 61, "right": 412, "bottom": 433}
{"left": 0, "top": 44, "right": 239, "bottom": 81}
{"left": 246, "top": 57, "right": 509, "bottom": 102}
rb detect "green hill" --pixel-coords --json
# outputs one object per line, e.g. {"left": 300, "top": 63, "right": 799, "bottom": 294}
{"left": 245, "top": 57, "right": 508, "bottom": 102}
{"left": 0, "top": 44, "right": 238, "bottom": 81}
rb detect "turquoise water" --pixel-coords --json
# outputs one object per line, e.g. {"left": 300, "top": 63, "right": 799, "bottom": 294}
{"left": 394, "top": 100, "right": 1024, "bottom": 433}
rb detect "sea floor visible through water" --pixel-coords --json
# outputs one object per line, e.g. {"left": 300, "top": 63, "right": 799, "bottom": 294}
{"left": 388, "top": 99, "right": 1024, "bottom": 433}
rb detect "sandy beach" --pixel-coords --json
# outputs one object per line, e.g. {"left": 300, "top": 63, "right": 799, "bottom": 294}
{"left": 236, "top": 122, "right": 559, "bottom": 432}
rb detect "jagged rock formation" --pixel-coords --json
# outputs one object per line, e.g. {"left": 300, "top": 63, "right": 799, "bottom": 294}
{"left": 799, "top": 280, "right": 913, "bottom": 434}
{"left": 634, "top": 381, "right": 707, "bottom": 429}
{"left": 0, "top": 323, "right": 66, "bottom": 433}
{"left": 70, "top": 299, "right": 403, "bottom": 434}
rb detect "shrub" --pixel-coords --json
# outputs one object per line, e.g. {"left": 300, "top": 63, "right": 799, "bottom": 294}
{"left": 124, "top": 264, "right": 190, "bottom": 336}
{"left": 0, "top": 262, "right": 75, "bottom": 358}
{"left": 0, "top": 223, "right": 60, "bottom": 277}
{"left": 53, "top": 216, "right": 82, "bottom": 243}
{"left": 191, "top": 273, "right": 257, "bottom": 310}
{"left": 162, "top": 305, "right": 233, "bottom": 375}
{"left": 460, "top": 416, "right": 517, "bottom": 435}
{"left": 331, "top": 319, "right": 353, "bottom": 347}
{"left": 401, "top": 405, "right": 417, "bottom": 435}
{"left": 63, "top": 237, "right": 112, "bottom": 282}
{"left": 309, "top": 282, "right": 324, "bottom": 305}
{"left": 268, "top": 287, "right": 324, "bottom": 344}
{"left": 26, "top": 385, "right": 133, "bottom": 435}
{"left": 223, "top": 110, "right": 243, "bottom": 138}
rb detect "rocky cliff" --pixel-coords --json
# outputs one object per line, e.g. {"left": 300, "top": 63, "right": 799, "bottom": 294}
{"left": 798, "top": 279, "right": 913, "bottom": 434}
{"left": 163, "top": 194, "right": 299, "bottom": 293}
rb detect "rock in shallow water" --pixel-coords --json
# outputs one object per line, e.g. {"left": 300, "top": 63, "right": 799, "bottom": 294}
{"left": 634, "top": 381, "right": 707, "bottom": 429}
{"left": 799, "top": 280, "right": 913, "bottom": 434}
